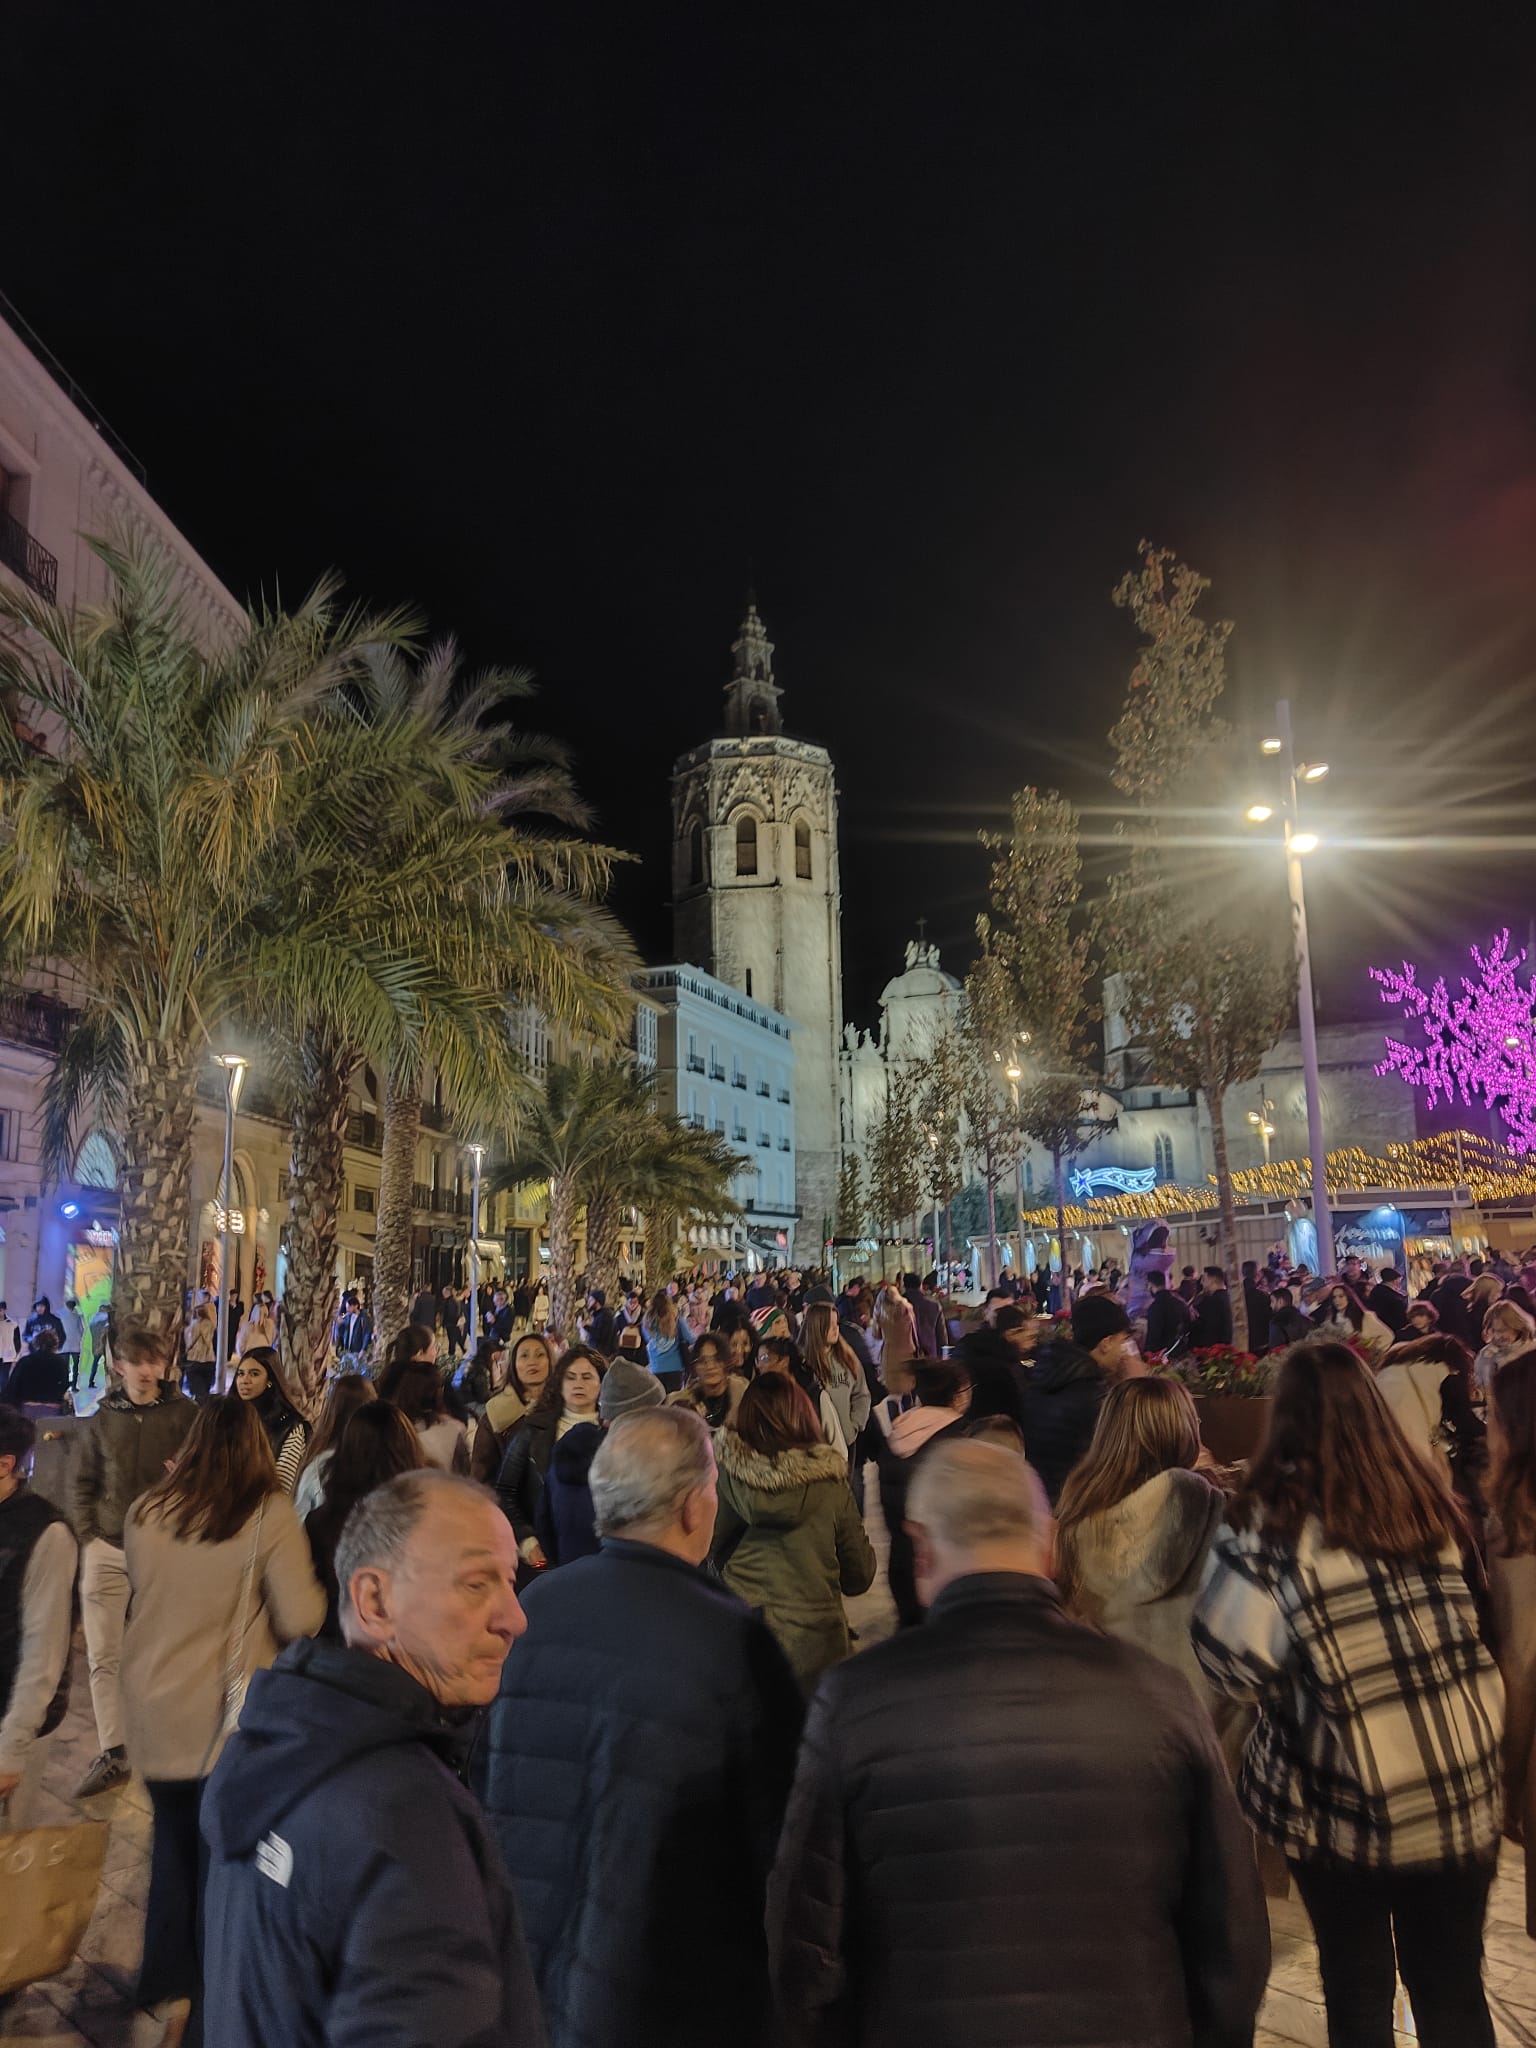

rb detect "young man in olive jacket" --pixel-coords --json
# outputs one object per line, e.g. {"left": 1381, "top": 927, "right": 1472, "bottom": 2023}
{"left": 769, "top": 1439, "right": 1270, "bottom": 2048}
{"left": 70, "top": 1326, "right": 194, "bottom": 1797}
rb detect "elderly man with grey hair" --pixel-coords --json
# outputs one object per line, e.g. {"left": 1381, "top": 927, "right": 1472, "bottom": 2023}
{"left": 769, "top": 1439, "right": 1271, "bottom": 2048}
{"left": 202, "top": 1469, "right": 545, "bottom": 2048}
{"left": 475, "top": 1405, "right": 804, "bottom": 2048}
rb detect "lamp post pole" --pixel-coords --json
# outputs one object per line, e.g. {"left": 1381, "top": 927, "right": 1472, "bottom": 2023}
{"left": 467, "top": 1143, "right": 485, "bottom": 1351}
{"left": 214, "top": 1054, "right": 247, "bottom": 1394}
{"left": 1275, "top": 698, "right": 1333, "bottom": 1272}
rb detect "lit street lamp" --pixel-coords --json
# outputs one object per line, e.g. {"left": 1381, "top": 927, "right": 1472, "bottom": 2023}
{"left": 1247, "top": 1102, "right": 1276, "bottom": 1167}
{"left": 213, "top": 1053, "right": 248, "bottom": 1393}
{"left": 1248, "top": 698, "right": 1332, "bottom": 1270}
{"left": 466, "top": 1142, "right": 486, "bottom": 1350}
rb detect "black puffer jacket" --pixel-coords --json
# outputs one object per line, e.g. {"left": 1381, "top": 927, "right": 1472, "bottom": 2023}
{"left": 1018, "top": 1338, "right": 1111, "bottom": 1504}
{"left": 768, "top": 1573, "right": 1269, "bottom": 2048}
{"left": 474, "top": 1537, "right": 804, "bottom": 2048}
{"left": 202, "top": 1639, "right": 543, "bottom": 2048}
{"left": 950, "top": 1325, "right": 1027, "bottom": 1428}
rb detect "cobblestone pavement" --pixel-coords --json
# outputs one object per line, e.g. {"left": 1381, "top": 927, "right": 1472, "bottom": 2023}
{"left": 8, "top": 1494, "right": 1536, "bottom": 2044}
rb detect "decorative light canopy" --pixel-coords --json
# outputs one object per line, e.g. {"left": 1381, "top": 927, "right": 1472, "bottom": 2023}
{"left": 1370, "top": 930, "right": 1536, "bottom": 1153}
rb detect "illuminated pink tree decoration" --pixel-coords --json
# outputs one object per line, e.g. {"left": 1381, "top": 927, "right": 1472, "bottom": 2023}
{"left": 1370, "top": 929, "right": 1536, "bottom": 1152}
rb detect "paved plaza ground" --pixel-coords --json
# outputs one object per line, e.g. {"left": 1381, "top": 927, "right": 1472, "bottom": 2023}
{"left": 6, "top": 1496, "right": 1536, "bottom": 2046}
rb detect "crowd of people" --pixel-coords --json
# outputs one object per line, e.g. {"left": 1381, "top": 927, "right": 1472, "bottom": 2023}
{"left": 0, "top": 1250, "right": 1533, "bottom": 2046}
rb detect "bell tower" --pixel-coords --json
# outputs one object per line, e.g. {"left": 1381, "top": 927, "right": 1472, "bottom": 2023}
{"left": 671, "top": 603, "right": 845, "bottom": 1247}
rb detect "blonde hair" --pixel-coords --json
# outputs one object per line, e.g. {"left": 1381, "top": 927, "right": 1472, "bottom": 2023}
{"left": 1468, "top": 1273, "right": 1505, "bottom": 1319}
{"left": 1055, "top": 1378, "right": 1203, "bottom": 1606}
{"left": 1485, "top": 1299, "right": 1535, "bottom": 1347}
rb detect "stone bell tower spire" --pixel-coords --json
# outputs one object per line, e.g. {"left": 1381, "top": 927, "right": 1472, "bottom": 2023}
{"left": 722, "top": 601, "right": 783, "bottom": 736}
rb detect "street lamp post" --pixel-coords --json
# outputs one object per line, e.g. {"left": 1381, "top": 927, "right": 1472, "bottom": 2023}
{"left": 213, "top": 1053, "right": 248, "bottom": 1394}
{"left": 1260, "top": 700, "right": 1333, "bottom": 1272}
{"left": 467, "top": 1143, "right": 485, "bottom": 1351}
{"left": 1247, "top": 1101, "right": 1276, "bottom": 1168}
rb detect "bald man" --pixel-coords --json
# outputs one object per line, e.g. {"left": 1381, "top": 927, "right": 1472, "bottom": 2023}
{"left": 768, "top": 1440, "right": 1269, "bottom": 2048}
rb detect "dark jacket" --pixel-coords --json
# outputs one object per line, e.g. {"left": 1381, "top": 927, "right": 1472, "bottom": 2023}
{"left": 951, "top": 1325, "right": 1027, "bottom": 1429}
{"left": 910, "top": 1290, "right": 947, "bottom": 1359}
{"left": 1242, "top": 1282, "right": 1271, "bottom": 1350}
{"left": 1143, "top": 1287, "right": 1191, "bottom": 1359}
{"left": 474, "top": 1538, "right": 804, "bottom": 2048}
{"left": 1268, "top": 1305, "right": 1312, "bottom": 1350}
{"left": 768, "top": 1573, "right": 1269, "bottom": 2048}
{"left": 1190, "top": 1287, "right": 1234, "bottom": 1350}
{"left": 1368, "top": 1281, "right": 1408, "bottom": 1335}
{"left": 1018, "top": 1339, "right": 1111, "bottom": 1505}
{"left": 202, "top": 1638, "right": 543, "bottom": 2048}
{"left": 71, "top": 1386, "right": 197, "bottom": 1545}
{"left": 712, "top": 1433, "right": 875, "bottom": 1689}
{"left": 534, "top": 1422, "right": 602, "bottom": 1567}
{"left": 496, "top": 1409, "right": 558, "bottom": 1546}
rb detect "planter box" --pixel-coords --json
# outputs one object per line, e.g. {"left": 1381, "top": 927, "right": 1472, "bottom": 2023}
{"left": 1193, "top": 1393, "right": 1272, "bottom": 1468}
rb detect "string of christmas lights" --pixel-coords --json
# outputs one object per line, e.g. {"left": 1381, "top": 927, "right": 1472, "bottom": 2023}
{"left": 1016, "top": 1129, "right": 1536, "bottom": 1232}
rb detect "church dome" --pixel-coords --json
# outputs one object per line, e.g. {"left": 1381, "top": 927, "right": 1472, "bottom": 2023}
{"left": 879, "top": 939, "right": 962, "bottom": 1007}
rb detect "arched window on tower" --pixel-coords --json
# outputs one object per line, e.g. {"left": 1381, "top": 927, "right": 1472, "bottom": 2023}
{"left": 794, "top": 819, "right": 812, "bottom": 880}
{"left": 735, "top": 813, "right": 758, "bottom": 876}
{"left": 749, "top": 697, "right": 770, "bottom": 734}
{"left": 688, "top": 822, "right": 705, "bottom": 886}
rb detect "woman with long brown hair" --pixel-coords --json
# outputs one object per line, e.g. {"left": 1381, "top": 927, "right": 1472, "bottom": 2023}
{"left": 1487, "top": 1352, "right": 1536, "bottom": 1939}
{"left": 122, "top": 1395, "right": 325, "bottom": 2023}
{"left": 377, "top": 1325, "right": 467, "bottom": 1473}
{"left": 1055, "top": 1377, "right": 1222, "bottom": 1700}
{"left": 303, "top": 1402, "right": 425, "bottom": 1636}
{"left": 470, "top": 1330, "right": 555, "bottom": 1483}
{"left": 798, "top": 1301, "right": 871, "bottom": 1458}
{"left": 711, "top": 1373, "right": 874, "bottom": 1690}
{"left": 1193, "top": 1342, "right": 1504, "bottom": 2047}
{"left": 641, "top": 1286, "right": 690, "bottom": 1390}
{"left": 496, "top": 1345, "right": 606, "bottom": 1573}
{"left": 232, "top": 1346, "right": 310, "bottom": 1492}
{"left": 292, "top": 1371, "right": 378, "bottom": 1517}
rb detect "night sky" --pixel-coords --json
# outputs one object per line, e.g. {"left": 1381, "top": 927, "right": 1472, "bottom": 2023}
{"left": 8, "top": 3, "right": 1536, "bottom": 1026}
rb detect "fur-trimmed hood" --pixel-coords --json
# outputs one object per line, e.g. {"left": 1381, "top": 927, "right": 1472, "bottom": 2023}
{"left": 1071, "top": 1468, "right": 1224, "bottom": 1610}
{"left": 714, "top": 1430, "right": 850, "bottom": 1528}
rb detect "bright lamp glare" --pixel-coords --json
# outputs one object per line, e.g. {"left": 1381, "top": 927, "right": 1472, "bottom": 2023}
{"left": 1291, "top": 831, "right": 1321, "bottom": 855}
{"left": 1302, "top": 761, "right": 1330, "bottom": 782}
{"left": 1260, "top": 736, "right": 1283, "bottom": 754}
{"left": 1245, "top": 803, "right": 1274, "bottom": 823}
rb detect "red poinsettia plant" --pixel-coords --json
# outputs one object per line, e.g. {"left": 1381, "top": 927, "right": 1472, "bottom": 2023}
{"left": 1153, "top": 1346, "right": 1275, "bottom": 1398}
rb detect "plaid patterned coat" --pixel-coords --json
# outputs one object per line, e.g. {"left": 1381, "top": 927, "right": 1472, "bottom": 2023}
{"left": 1192, "top": 1517, "right": 1504, "bottom": 1869}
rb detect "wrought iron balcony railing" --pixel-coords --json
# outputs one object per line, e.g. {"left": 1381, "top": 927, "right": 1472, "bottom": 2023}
{"left": 0, "top": 514, "right": 58, "bottom": 602}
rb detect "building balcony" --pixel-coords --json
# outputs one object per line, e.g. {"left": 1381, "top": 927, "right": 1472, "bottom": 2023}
{"left": 732, "top": 1125, "right": 748, "bottom": 1142}
{"left": 346, "top": 1112, "right": 381, "bottom": 1150}
{"left": 777, "top": 1088, "right": 791, "bottom": 1103}
{"left": 756, "top": 1134, "right": 771, "bottom": 1149}
{"left": 0, "top": 514, "right": 58, "bottom": 603}
{"left": 756, "top": 1081, "right": 770, "bottom": 1096}
{"left": 686, "top": 1055, "right": 706, "bottom": 1073}
{"left": 0, "top": 987, "right": 73, "bottom": 1053}
{"left": 709, "top": 1062, "right": 727, "bottom": 1081}
{"left": 778, "top": 1137, "right": 792, "bottom": 1151}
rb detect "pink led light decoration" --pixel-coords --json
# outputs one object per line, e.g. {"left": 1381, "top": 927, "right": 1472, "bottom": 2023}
{"left": 1370, "top": 930, "right": 1536, "bottom": 1152}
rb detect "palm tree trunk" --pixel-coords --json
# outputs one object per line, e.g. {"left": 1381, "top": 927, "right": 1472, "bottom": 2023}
{"left": 547, "top": 1171, "right": 578, "bottom": 1342}
{"left": 374, "top": 1072, "right": 420, "bottom": 1356}
{"left": 585, "top": 1187, "right": 622, "bottom": 1302}
{"left": 645, "top": 1204, "right": 678, "bottom": 1294}
{"left": 115, "top": 1038, "right": 200, "bottom": 1339}
{"left": 281, "top": 1030, "right": 357, "bottom": 1413}
{"left": 1208, "top": 1084, "right": 1246, "bottom": 1350}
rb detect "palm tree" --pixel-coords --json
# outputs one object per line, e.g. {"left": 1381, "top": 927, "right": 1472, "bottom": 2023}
{"left": 256, "top": 639, "right": 634, "bottom": 1392}
{"left": 0, "top": 539, "right": 410, "bottom": 1336}
{"left": 345, "top": 641, "right": 637, "bottom": 1358}
{"left": 495, "top": 1060, "right": 744, "bottom": 1337}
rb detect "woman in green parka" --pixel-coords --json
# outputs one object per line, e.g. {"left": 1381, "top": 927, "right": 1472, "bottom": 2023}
{"left": 711, "top": 1372, "right": 876, "bottom": 1692}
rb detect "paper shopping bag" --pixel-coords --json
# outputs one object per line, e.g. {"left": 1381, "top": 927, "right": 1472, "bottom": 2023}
{"left": 0, "top": 1821, "right": 109, "bottom": 1994}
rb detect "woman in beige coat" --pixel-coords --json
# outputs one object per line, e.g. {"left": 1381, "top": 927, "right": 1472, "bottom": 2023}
{"left": 1488, "top": 1351, "right": 1536, "bottom": 1938}
{"left": 123, "top": 1395, "right": 324, "bottom": 2016}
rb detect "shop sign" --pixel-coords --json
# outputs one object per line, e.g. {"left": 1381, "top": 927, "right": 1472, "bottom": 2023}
{"left": 1333, "top": 1205, "right": 1406, "bottom": 1268}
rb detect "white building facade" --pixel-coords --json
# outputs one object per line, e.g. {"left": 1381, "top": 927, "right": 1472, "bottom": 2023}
{"left": 637, "top": 964, "right": 797, "bottom": 1267}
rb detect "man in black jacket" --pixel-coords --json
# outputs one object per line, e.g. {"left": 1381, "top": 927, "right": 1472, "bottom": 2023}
{"left": 1019, "top": 1293, "right": 1139, "bottom": 1505}
{"left": 1368, "top": 1265, "right": 1408, "bottom": 1336}
{"left": 1142, "top": 1269, "right": 1192, "bottom": 1359}
{"left": 475, "top": 1407, "right": 804, "bottom": 2048}
{"left": 202, "top": 1471, "right": 541, "bottom": 2048}
{"left": 769, "top": 1439, "right": 1269, "bottom": 2048}
{"left": 1191, "top": 1266, "right": 1235, "bottom": 1349}
{"left": 951, "top": 1305, "right": 1036, "bottom": 1429}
